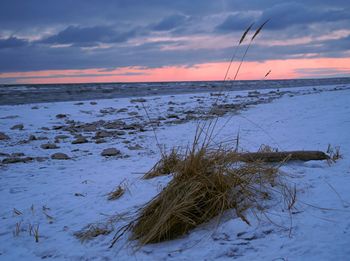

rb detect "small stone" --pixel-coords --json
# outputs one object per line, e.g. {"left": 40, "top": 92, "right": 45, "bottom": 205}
{"left": 101, "top": 148, "right": 121, "bottom": 157}
{"left": 95, "top": 131, "right": 113, "bottom": 139}
{"left": 28, "top": 135, "right": 37, "bottom": 141}
{"left": 11, "top": 124, "right": 24, "bottom": 130}
{"left": 95, "top": 139, "right": 106, "bottom": 144}
{"left": 130, "top": 98, "right": 146, "bottom": 103}
{"left": 11, "top": 152, "right": 25, "bottom": 157}
{"left": 167, "top": 114, "right": 179, "bottom": 119}
{"left": 0, "top": 132, "right": 10, "bottom": 140}
{"left": 81, "top": 124, "right": 98, "bottom": 132}
{"left": 71, "top": 137, "right": 88, "bottom": 144}
{"left": 117, "top": 108, "right": 128, "bottom": 113}
{"left": 40, "top": 143, "right": 59, "bottom": 149}
{"left": 56, "top": 114, "right": 68, "bottom": 119}
{"left": 127, "top": 144, "right": 143, "bottom": 150}
{"left": 51, "top": 153, "right": 70, "bottom": 160}
{"left": 55, "top": 135, "right": 70, "bottom": 140}
{"left": 128, "top": 111, "right": 138, "bottom": 116}
{"left": 2, "top": 157, "right": 33, "bottom": 164}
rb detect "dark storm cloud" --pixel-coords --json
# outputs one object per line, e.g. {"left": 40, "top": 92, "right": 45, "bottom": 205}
{"left": 0, "top": 0, "right": 349, "bottom": 74}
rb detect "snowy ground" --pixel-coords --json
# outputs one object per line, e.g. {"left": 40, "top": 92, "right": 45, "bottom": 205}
{"left": 0, "top": 84, "right": 350, "bottom": 260}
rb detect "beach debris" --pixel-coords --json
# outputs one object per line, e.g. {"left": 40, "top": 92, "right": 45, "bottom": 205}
{"left": 0, "top": 132, "right": 10, "bottom": 140}
{"left": 11, "top": 124, "right": 24, "bottom": 130}
{"left": 107, "top": 186, "right": 125, "bottom": 200}
{"left": 101, "top": 148, "right": 121, "bottom": 157}
{"left": 51, "top": 153, "right": 71, "bottom": 160}
{"left": 236, "top": 151, "right": 329, "bottom": 162}
{"left": 40, "top": 143, "right": 60, "bottom": 150}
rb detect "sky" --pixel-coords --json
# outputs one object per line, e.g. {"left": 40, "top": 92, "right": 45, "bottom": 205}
{"left": 0, "top": 0, "right": 349, "bottom": 84}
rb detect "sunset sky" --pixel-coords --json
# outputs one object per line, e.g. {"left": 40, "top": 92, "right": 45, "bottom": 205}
{"left": 0, "top": 0, "right": 349, "bottom": 84}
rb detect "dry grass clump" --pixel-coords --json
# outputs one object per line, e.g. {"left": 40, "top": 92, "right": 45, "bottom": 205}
{"left": 128, "top": 143, "right": 282, "bottom": 245}
{"left": 75, "top": 224, "right": 112, "bottom": 242}
{"left": 108, "top": 185, "right": 125, "bottom": 201}
{"left": 143, "top": 148, "right": 182, "bottom": 179}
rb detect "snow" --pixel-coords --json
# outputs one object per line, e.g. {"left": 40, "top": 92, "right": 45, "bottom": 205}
{"left": 0, "top": 84, "right": 350, "bottom": 260}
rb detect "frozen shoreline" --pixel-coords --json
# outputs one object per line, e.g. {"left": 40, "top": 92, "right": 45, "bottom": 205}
{"left": 1, "top": 84, "right": 350, "bottom": 260}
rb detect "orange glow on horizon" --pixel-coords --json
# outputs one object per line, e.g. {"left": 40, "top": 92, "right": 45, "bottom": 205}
{"left": 0, "top": 57, "right": 349, "bottom": 84}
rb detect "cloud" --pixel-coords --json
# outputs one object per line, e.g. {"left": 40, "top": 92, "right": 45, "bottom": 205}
{"left": 0, "top": 36, "right": 28, "bottom": 49}
{"left": 216, "top": 13, "right": 257, "bottom": 31}
{"left": 0, "top": 0, "right": 349, "bottom": 78}
{"left": 152, "top": 14, "right": 188, "bottom": 31}
{"left": 258, "top": 2, "right": 350, "bottom": 30}
{"left": 39, "top": 25, "right": 137, "bottom": 46}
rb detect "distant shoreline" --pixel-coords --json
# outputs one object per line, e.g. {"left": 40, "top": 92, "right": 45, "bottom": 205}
{"left": 1, "top": 77, "right": 350, "bottom": 106}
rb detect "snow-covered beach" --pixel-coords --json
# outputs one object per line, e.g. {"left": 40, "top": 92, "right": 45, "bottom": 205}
{"left": 1, "top": 83, "right": 350, "bottom": 260}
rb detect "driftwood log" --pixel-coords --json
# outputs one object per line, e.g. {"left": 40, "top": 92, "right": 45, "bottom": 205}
{"left": 237, "top": 151, "right": 329, "bottom": 163}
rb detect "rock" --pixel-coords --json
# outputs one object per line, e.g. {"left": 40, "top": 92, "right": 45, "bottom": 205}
{"left": 11, "top": 124, "right": 24, "bottom": 130}
{"left": 51, "top": 153, "right": 70, "bottom": 160}
{"left": 117, "top": 108, "right": 128, "bottom": 113}
{"left": 80, "top": 124, "right": 98, "bottom": 132}
{"left": 122, "top": 123, "right": 143, "bottom": 131}
{"left": 74, "top": 102, "right": 84, "bottom": 105}
{"left": 115, "top": 130, "right": 126, "bottom": 136}
{"left": 71, "top": 137, "right": 88, "bottom": 144}
{"left": 28, "top": 135, "right": 37, "bottom": 141}
{"left": 35, "top": 157, "right": 48, "bottom": 162}
{"left": 130, "top": 98, "right": 146, "bottom": 103}
{"left": 11, "top": 152, "right": 25, "bottom": 157}
{"left": 128, "top": 111, "right": 138, "bottom": 116}
{"left": 127, "top": 144, "right": 143, "bottom": 150}
{"left": 90, "top": 101, "right": 97, "bottom": 105}
{"left": 31, "top": 106, "right": 39, "bottom": 109}
{"left": 0, "top": 132, "right": 10, "bottom": 140}
{"left": 41, "top": 127, "right": 50, "bottom": 131}
{"left": 56, "top": 114, "right": 68, "bottom": 119}
{"left": 101, "top": 148, "right": 121, "bottom": 157}
{"left": 0, "top": 152, "right": 10, "bottom": 157}
{"left": 40, "top": 143, "right": 59, "bottom": 149}
{"left": 55, "top": 135, "right": 70, "bottom": 140}
{"left": 104, "top": 120, "right": 125, "bottom": 129}
{"left": 167, "top": 114, "right": 180, "bottom": 119}
{"left": 95, "top": 139, "right": 106, "bottom": 144}
{"left": 95, "top": 130, "right": 113, "bottom": 139}
{"left": 2, "top": 157, "right": 34, "bottom": 164}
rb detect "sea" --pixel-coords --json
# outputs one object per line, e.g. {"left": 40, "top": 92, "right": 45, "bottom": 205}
{"left": 1, "top": 77, "right": 350, "bottom": 105}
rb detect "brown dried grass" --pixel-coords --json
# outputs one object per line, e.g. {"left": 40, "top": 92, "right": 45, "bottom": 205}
{"left": 127, "top": 139, "right": 283, "bottom": 245}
